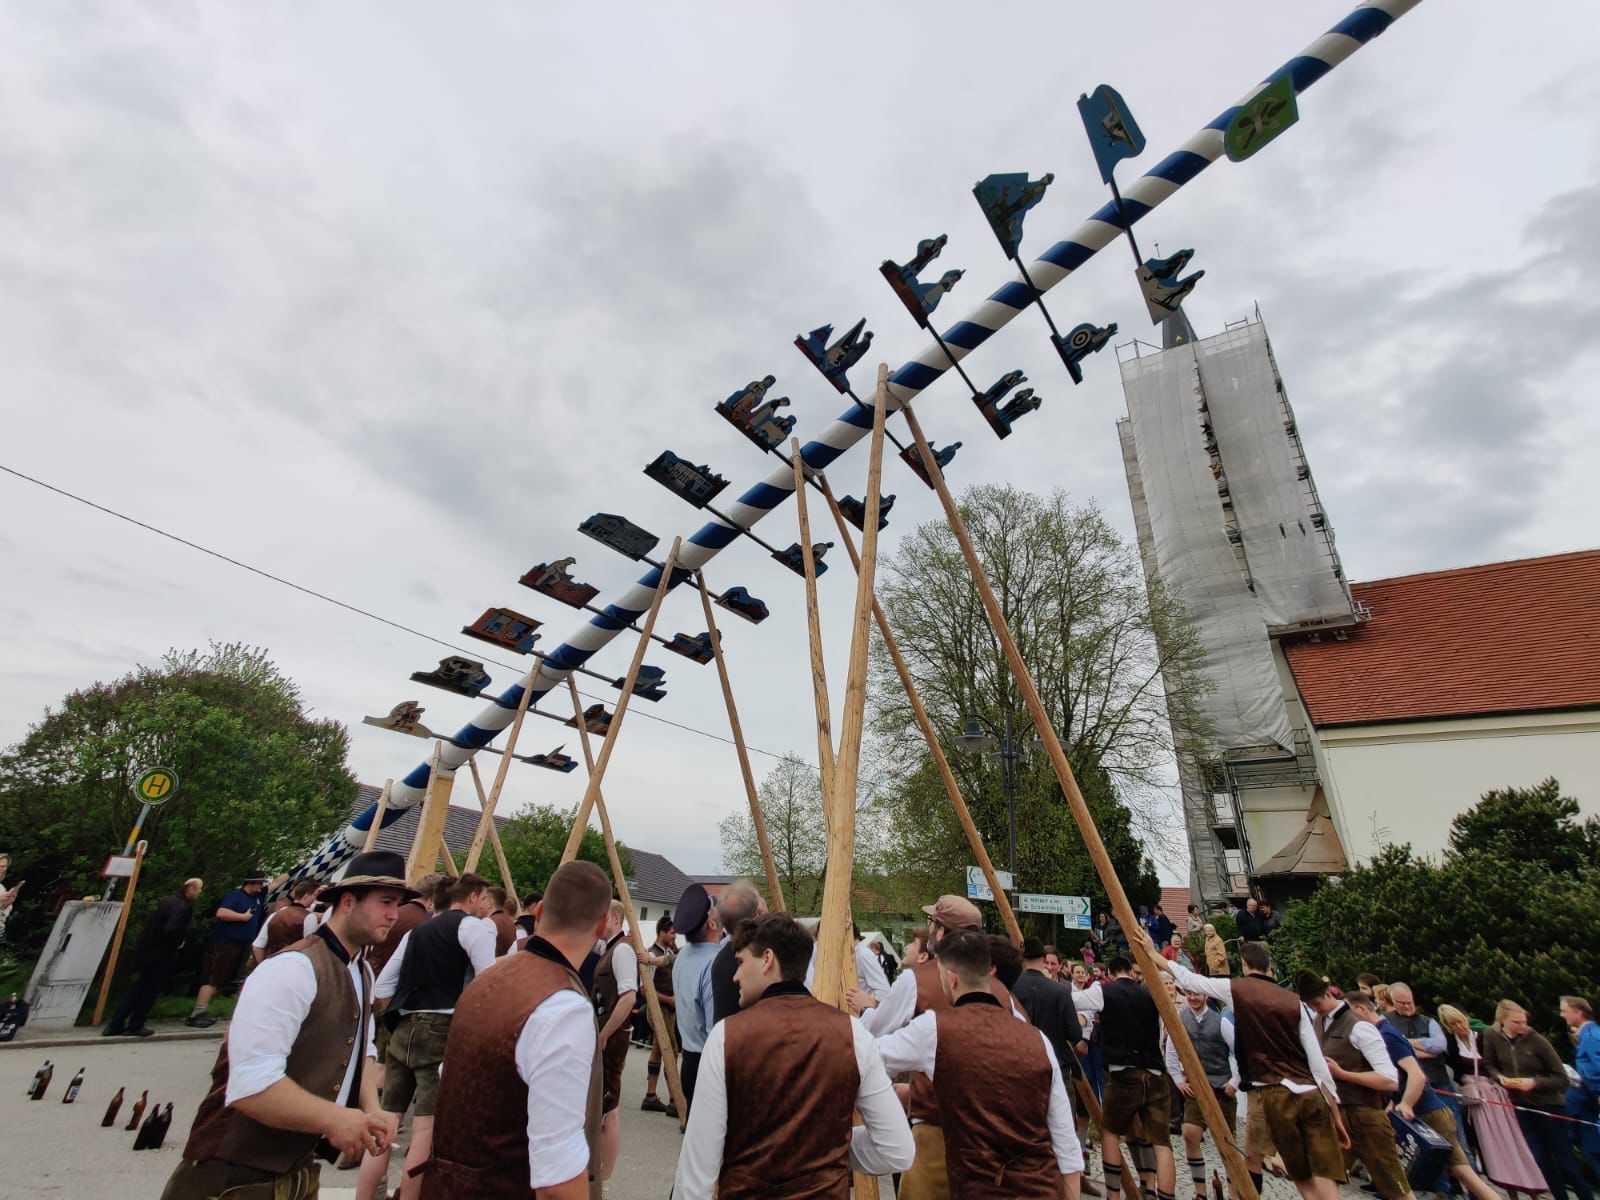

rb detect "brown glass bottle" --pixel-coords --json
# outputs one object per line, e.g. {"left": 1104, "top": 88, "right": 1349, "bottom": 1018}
{"left": 124, "top": 1089, "right": 148, "bottom": 1131}
{"left": 62, "top": 1067, "right": 85, "bottom": 1103}
{"left": 102, "top": 1086, "right": 126, "bottom": 1126}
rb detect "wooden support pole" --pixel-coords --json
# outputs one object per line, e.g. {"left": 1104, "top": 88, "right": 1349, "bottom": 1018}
{"left": 92, "top": 839, "right": 148, "bottom": 1027}
{"left": 561, "top": 674, "right": 688, "bottom": 1127}
{"left": 817, "top": 474, "right": 1024, "bottom": 948}
{"left": 407, "top": 744, "right": 457, "bottom": 886}
{"left": 465, "top": 757, "right": 518, "bottom": 899}
{"left": 559, "top": 538, "right": 682, "bottom": 866}
{"left": 465, "top": 668, "right": 536, "bottom": 872}
{"left": 437, "top": 839, "right": 459, "bottom": 878}
{"left": 362, "top": 779, "right": 393, "bottom": 853}
{"left": 812, "top": 365, "right": 887, "bottom": 1007}
{"left": 790, "top": 439, "right": 837, "bottom": 798}
{"left": 693, "top": 568, "right": 786, "bottom": 912}
{"left": 900, "top": 402, "right": 1258, "bottom": 1200}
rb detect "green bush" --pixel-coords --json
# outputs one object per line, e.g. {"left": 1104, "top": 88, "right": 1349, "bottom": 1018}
{"left": 1272, "top": 780, "right": 1600, "bottom": 1039}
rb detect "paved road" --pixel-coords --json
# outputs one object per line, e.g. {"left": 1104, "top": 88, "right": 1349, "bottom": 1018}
{"left": 1, "top": 1032, "right": 683, "bottom": 1199}
{"left": 4, "top": 1031, "right": 1358, "bottom": 1199}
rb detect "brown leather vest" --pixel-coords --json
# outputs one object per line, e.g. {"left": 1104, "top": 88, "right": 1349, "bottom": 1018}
{"left": 489, "top": 910, "right": 516, "bottom": 957}
{"left": 1231, "top": 974, "right": 1315, "bottom": 1090}
{"left": 262, "top": 903, "right": 308, "bottom": 959}
{"left": 721, "top": 987, "right": 858, "bottom": 1199}
{"left": 422, "top": 943, "right": 602, "bottom": 1200}
{"left": 367, "top": 899, "right": 428, "bottom": 976}
{"left": 591, "top": 932, "right": 625, "bottom": 1022}
{"left": 907, "top": 960, "right": 1020, "bottom": 1125}
{"left": 183, "top": 933, "right": 368, "bottom": 1173}
{"left": 1320, "top": 1004, "right": 1383, "bottom": 1108}
{"left": 934, "top": 996, "right": 1061, "bottom": 1199}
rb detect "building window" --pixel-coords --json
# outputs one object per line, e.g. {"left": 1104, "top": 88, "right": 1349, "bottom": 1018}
{"left": 639, "top": 906, "right": 649, "bottom": 920}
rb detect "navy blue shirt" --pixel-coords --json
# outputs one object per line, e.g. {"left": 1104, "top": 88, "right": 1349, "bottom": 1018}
{"left": 1379, "top": 1017, "right": 1445, "bottom": 1115}
{"left": 209, "top": 888, "right": 265, "bottom": 945}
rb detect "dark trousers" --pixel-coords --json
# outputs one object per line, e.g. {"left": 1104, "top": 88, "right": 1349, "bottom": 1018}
{"left": 1518, "top": 1107, "right": 1595, "bottom": 1200}
{"left": 107, "top": 956, "right": 174, "bottom": 1033}
{"left": 680, "top": 1050, "right": 701, "bottom": 1113}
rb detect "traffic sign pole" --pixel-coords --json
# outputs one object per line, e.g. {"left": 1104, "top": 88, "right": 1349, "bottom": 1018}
{"left": 105, "top": 767, "right": 179, "bottom": 900}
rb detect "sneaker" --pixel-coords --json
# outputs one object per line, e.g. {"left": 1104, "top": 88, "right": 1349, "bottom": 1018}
{"left": 132, "top": 1026, "right": 156, "bottom": 1038}
{"left": 640, "top": 1096, "right": 667, "bottom": 1113}
{"left": 185, "top": 1013, "right": 217, "bottom": 1028}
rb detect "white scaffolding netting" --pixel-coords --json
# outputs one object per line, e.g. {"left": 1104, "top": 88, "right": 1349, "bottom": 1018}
{"left": 1121, "top": 350, "right": 1294, "bottom": 754}
{"left": 1195, "top": 324, "right": 1354, "bottom": 629}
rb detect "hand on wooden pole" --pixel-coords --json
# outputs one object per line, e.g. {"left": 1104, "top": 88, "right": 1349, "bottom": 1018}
{"left": 694, "top": 568, "right": 786, "bottom": 912}
{"left": 900, "top": 400, "right": 1258, "bottom": 1200}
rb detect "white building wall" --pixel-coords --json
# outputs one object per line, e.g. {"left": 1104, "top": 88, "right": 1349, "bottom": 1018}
{"left": 1315, "top": 710, "right": 1600, "bottom": 864}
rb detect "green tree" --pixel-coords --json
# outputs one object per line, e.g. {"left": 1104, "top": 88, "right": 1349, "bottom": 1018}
{"left": 868, "top": 486, "right": 1188, "bottom": 920}
{"left": 1448, "top": 777, "right": 1600, "bottom": 874}
{"left": 1273, "top": 780, "right": 1600, "bottom": 1039}
{"left": 490, "top": 804, "right": 627, "bottom": 899}
{"left": 0, "top": 643, "right": 354, "bottom": 957}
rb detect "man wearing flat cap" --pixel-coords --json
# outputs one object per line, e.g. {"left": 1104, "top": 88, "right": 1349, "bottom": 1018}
{"left": 671, "top": 882, "right": 723, "bottom": 1113}
{"left": 160, "top": 850, "right": 413, "bottom": 1200}
{"left": 849, "top": 894, "right": 1026, "bottom": 1200}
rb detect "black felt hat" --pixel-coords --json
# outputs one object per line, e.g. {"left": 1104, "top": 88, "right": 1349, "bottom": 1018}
{"left": 675, "top": 883, "right": 712, "bottom": 939}
{"left": 322, "top": 851, "right": 419, "bottom": 901}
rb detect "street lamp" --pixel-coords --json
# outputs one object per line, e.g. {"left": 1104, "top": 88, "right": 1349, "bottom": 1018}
{"left": 958, "top": 713, "right": 1028, "bottom": 880}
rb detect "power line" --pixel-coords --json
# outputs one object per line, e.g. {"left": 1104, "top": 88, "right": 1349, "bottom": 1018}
{"left": 0, "top": 461, "right": 807, "bottom": 767}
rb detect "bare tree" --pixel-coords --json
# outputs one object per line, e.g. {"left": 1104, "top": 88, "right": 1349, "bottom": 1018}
{"left": 868, "top": 485, "right": 1209, "bottom": 902}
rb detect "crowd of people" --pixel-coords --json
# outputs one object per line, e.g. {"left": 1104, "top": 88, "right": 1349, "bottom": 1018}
{"left": 107, "top": 854, "right": 1600, "bottom": 1200}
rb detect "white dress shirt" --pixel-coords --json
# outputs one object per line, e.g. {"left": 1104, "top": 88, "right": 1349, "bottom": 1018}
{"left": 611, "top": 941, "right": 639, "bottom": 997}
{"left": 876, "top": 1004, "right": 1085, "bottom": 1175}
{"left": 224, "top": 942, "right": 374, "bottom": 1107}
{"left": 1164, "top": 963, "right": 1342, "bottom": 1099}
{"left": 1331, "top": 1005, "right": 1400, "bottom": 1088}
{"left": 373, "top": 913, "right": 498, "bottom": 1010}
{"left": 803, "top": 941, "right": 893, "bottom": 1004}
{"left": 673, "top": 1004, "right": 916, "bottom": 1198}
{"left": 860, "top": 965, "right": 919, "bottom": 1036}
{"left": 514, "top": 987, "right": 598, "bottom": 1189}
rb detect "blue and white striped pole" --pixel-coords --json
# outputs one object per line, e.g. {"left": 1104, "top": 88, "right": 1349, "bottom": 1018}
{"left": 296, "top": 0, "right": 1422, "bottom": 885}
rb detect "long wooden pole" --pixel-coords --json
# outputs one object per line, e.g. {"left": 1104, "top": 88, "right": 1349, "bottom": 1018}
{"left": 901, "top": 402, "right": 1257, "bottom": 1200}
{"left": 92, "top": 839, "right": 148, "bottom": 1027}
{"left": 693, "top": 569, "right": 786, "bottom": 912}
{"left": 812, "top": 365, "right": 887, "bottom": 1006}
{"left": 816, "top": 474, "right": 1024, "bottom": 948}
{"left": 465, "top": 757, "right": 518, "bottom": 899}
{"left": 437, "top": 839, "right": 459, "bottom": 878}
{"left": 559, "top": 538, "right": 682, "bottom": 865}
{"left": 407, "top": 744, "right": 457, "bottom": 886}
{"left": 361, "top": 779, "right": 393, "bottom": 853}
{"left": 464, "top": 668, "right": 536, "bottom": 872}
{"left": 790, "top": 440, "right": 837, "bottom": 799}
{"left": 562, "top": 673, "right": 687, "bottom": 1127}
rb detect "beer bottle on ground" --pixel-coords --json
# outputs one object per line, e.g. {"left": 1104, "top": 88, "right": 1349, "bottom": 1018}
{"left": 124, "top": 1089, "right": 148, "bottom": 1131}
{"left": 29, "top": 1060, "right": 53, "bottom": 1100}
{"left": 102, "top": 1086, "right": 126, "bottom": 1127}
{"left": 150, "top": 1103, "right": 174, "bottom": 1149}
{"left": 133, "top": 1100, "right": 161, "bottom": 1150}
{"left": 62, "top": 1067, "right": 85, "bottom": 1103}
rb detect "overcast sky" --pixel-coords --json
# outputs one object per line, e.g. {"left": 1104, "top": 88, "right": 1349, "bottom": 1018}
{"left": 3, "top": 2, "right": 1597, "bottom": 887}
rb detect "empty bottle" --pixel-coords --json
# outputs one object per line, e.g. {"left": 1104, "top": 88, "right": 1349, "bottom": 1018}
{"left": 133, "top": 1101, "right": 161, "bottom": 1150}
{"left": 28, "top": 1060, "right": 53, "bottom": 1100}
{"left": 62, "top": 1067, "right": 85, "bottom": 1103}
{"left": 149, "top": 1103, "right": 174, "bottom": 1150}
{"left": 124, "top": 1089, "right": 148, "bottom": 1131}
{"left": 102, "top": 1086, "right": 125, "bottom": 1127}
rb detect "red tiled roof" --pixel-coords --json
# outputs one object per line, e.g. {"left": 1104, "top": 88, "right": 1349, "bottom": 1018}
{"left": 1283, "top": 550, "right": 1600, "bottom": 727}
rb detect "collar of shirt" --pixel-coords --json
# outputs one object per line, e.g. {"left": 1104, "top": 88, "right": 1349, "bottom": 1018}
{"left": 954, "top": 991, "right": 1003, "bottom": 1010}
{"left": 315, "top": 922, "right": 352, "bottom": 964}
{"left": 523, "top": 934, "right": 582, "bottom": 976}
{"left": 752, "top": 979, "right": 810, "bottom": 1006}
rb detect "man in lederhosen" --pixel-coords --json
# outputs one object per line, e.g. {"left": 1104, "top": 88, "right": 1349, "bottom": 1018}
{"left": 160, "top": 850, "right": 413, "bottom": 1200}
{"left": 674, "top": 912, "right": 915, "bottom": 1197}
{"left": 876, "top": 929, "right": 1084, "bottom": 1199}
{"left": 590, "top": 899, "right": 638, "bottom": 1183}
{"left": 419, "top": 859, "right": 615, "bottom": 1200}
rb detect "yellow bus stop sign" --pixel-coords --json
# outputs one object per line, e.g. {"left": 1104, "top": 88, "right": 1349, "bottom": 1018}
{"left": 133, "top": 766, "right": 179, "bottom": 806}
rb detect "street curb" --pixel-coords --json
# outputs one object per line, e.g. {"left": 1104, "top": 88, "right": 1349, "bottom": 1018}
{"left": 0, "top": 1026, "right": 226, "bottom": 1050}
